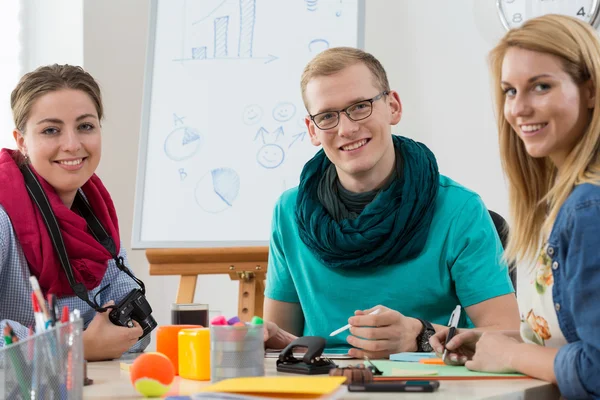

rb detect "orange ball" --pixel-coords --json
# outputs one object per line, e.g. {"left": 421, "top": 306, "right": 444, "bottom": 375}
{"left": 130, "top": 352, "right": 175, "bottom": 397}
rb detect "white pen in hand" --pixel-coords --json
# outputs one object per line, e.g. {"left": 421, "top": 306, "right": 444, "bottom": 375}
{"left": 329, "top": 308, "right": 381, "bottom": 337}
{"left": 442, "top": 305, "right": 462, "bottom": 362}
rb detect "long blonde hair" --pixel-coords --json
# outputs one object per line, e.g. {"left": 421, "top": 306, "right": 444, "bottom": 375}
{"left": 489, "top": 15, "right": 600, "bottom": 265}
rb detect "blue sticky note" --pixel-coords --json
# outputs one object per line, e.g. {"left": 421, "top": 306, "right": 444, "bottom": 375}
{"left": 389, "top": 352, "right": 437, "bottom": 362}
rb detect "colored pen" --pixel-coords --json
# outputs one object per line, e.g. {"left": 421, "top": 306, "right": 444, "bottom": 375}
{"left": 48, "top": 293, "right": 58, "bottom": 327}
{"left": 330, "top": 308, "right": 381, "bottom": 336}
{"left": 30, "top": 276, "right": 50, "bottom": 321}
{"left": 3, "top": 325, "right": 12, "bottom": 345}
{"left": 442, "top": 305, "right": 461, "bottom": 362}
{"left": 3, "top": 324, "right": 31, "bottom": 399}
{"left": 61, "top": 305, "right": 70, "bottom": 323}
{"left": 31, "top": 292, "right": 46, "bottom": 333}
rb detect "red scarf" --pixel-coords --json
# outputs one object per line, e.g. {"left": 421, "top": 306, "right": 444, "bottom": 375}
{"left": 0, "top": 148, "right": 120, "bottom": 297}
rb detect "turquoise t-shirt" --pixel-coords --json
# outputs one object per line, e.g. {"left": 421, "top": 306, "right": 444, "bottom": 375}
{"left": 264, "top": 175, "right": 514, "bottom": 349}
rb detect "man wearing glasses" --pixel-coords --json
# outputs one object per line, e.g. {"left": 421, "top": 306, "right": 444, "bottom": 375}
{"left": 263, "top": 47, "right": 520, "bottom": 358}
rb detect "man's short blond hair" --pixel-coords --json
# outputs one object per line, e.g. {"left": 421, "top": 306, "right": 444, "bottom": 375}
{"left": 300, "top": 47, "right": 390, "bottom": 108}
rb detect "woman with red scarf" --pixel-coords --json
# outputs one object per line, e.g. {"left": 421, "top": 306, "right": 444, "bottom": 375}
{"left": 0, "top": 64, "right": 150, "bottom": 360}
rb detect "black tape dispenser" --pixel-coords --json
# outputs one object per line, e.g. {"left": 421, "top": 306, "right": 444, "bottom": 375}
{"left": 276, "top": 336, "right": 337, "bottom": 374}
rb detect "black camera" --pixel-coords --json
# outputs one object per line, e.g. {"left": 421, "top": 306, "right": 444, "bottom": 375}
{"left": 109, "top": 288, "right": 157, "bottom": 339}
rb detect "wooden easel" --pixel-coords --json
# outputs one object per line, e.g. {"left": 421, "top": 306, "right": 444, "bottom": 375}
{"left": 146, "top": 247, "right": 268, "bottom": 322}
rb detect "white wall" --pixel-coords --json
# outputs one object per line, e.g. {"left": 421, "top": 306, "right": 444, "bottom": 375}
{"left": 0, "top": 2, "right": 22, "bottom": 150}
{"left": 20, "top": 0, "right": 84, "bottom": 72}
{"left": 81, "top": 0, "right": 527, "bottom": 349}
{"left": 0, "top": 0, "right": 83, "bottom": 150}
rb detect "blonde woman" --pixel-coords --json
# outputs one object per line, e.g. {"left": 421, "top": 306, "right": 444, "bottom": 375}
{"left": 430, "top": 15, "right": 600, "bottom": 398}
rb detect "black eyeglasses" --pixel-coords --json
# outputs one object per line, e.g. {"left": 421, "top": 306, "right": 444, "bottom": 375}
{"left": 309, "top": 91, "right": 389, "bottom": 130}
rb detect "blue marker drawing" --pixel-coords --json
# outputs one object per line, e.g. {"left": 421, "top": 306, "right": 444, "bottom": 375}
{"left": 238, "top": 0, "right": 256, "bottom": 57}
{"left": 212, "top": 168, "right": 240, "bottom": 206}
{"left": 195, "top": 167, "right": 240, "bottom": 213}
{"left": 179, "top": 168, "right": 188, "bottom": 181}
{"left": 289, "top": 131, "right": 307, "bottom": 148}
{"left": 173, "top": 113, "right": 186, "bottom": 125}
{"left": 164, "top": 126, "right": 203, "bottom": 161}
{"left": 242, "top": 104, "right": 263, "bottom": 125}
{"left": 272, "top": 102, "right": 296, "bottom": 122}
{"left": 306, "top": 0, "right": 318, "bottom": 12}
{"left": 308, "top": 38, "right": 330, "bottom": 53}
{"left": 176, "top": 0, "right": 278, "bottom": 64}
{"left": 255, "top": 126, "right": 284, "bottom": 144}
{"left": 214, "top": 16, "right": 229, "bottom": 58}
{"left": 336, "top": 0, "right": 343, "bottom": 17}
{"left": 257, "top": 144, "right": 285, "bottom": 169}
{"left": 192, "top": 0, "right": 227, "bottom": 25}
{"left": 192, "top": 47, "right": 207, "bottom": 60}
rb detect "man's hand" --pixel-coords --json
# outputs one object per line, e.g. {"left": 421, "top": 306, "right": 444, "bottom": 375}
{"left": 83, "top": 301, "right": 143, "bottom": 361}
{"left": 345, "top": 305, "right": 422, "bottom": 359}
{"left": 263, "top": 320, "right": 298, "bottom": 350}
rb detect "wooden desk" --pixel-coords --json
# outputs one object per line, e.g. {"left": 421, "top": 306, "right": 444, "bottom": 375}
{"left": 84, "top": 357, "right": 560, "bottom": 399}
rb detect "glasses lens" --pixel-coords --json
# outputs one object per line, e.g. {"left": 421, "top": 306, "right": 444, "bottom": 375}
{"left": 348, "top": 101, "right": 372, "bottom": 121}
{"left": 314, "top": 112, "right": 339, "bottom": 129}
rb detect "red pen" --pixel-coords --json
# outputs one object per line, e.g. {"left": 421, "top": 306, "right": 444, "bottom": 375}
{"left": 31, "top": 293, "right": 45, "bottom": 333}
{"left": 61, "top": 306, "right": 70, "bottom": 323}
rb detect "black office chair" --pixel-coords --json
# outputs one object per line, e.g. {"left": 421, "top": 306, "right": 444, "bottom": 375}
{"left": 488, "top": 210, "right": 517, "bottom": 295}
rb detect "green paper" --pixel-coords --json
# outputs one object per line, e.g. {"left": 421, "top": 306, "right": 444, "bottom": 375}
{"left": 373, "top": 361, "right": 527, "bottom": 378}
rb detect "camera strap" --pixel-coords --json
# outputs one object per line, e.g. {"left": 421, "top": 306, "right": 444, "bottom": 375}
{"left": 20, "top": 164, "right": 145, "bottom": 312}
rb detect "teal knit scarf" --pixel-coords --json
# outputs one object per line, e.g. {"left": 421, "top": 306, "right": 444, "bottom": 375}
{"left": 295, "top": 135, "right": 439, "bottom": 269}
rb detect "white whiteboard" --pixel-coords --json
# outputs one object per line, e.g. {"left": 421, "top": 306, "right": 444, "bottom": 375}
{"left": 133, "top": 0, "right": 365, "bottom": 248}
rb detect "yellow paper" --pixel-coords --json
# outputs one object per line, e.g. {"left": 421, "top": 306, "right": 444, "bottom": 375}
{"left": 200, "top": 376, "right": 347, "bottom": 396}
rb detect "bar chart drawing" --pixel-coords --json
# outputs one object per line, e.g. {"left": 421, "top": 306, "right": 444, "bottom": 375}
{"left": 181, "top": 0, "right": 265, "bottom": 63}
{"left": 213, "top": 16, "right": 229, "bottom": 57}
{"left": 238, "top": 0, "right": 256, "bottom": 57}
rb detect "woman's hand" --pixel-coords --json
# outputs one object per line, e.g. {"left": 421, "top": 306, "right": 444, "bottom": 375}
{"left": 465, "top": 332, "right": 520, "bottom": 373}
{"left": 430, "top": 328, "right": 480, "bottom": 365}
{"left": 83, "top": 301, "right": 143, "bottom": 361}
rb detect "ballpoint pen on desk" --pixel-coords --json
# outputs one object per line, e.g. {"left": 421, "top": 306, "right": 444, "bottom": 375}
{"left": 330, "top": 308, "right": 381, "bottom": 337}
{"left": 442, "top": 305, "right": 462, "bottom": 362}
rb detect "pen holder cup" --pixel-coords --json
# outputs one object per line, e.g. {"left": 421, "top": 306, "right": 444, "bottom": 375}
{"left": 0, "top": 318, "right": 84, "bottom": 400}
{"left": 210, "top": 324, "right": 264, "bottom": 383}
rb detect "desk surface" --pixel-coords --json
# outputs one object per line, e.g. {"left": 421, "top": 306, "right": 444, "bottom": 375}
{"left": 84, "top": 357, "right": 560, "bottom": 400}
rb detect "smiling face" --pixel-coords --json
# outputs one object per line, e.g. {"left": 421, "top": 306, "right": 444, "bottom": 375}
{"left": 14, "top": 89, "right": 102, "bottom": 207}
{"left": 242, "top": 104, "right": 263, "bottom": 125}
{"left": 501, "top": 47, "right": 594, "bottom": 168}
{"left": 304, "top": 62, "right": 401, "bottom": 192}
{"left": 272, "top": 102, "right": 296, "bottom": 122}
{"left": 256, "top": 144, "right": 285, "bottom": 169}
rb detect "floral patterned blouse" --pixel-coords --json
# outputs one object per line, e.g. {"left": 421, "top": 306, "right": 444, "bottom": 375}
{"left": 520, "top": 243, "right": 567, "bottom": 348}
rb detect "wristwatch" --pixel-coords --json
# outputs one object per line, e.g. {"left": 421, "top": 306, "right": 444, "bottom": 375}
{"left": 415, "top": 318, "right": 435, "bottom": 352}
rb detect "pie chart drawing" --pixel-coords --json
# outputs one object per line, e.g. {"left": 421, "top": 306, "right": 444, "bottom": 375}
{"left": 195, "top": 167, "right": 240, "bottom": 213}
{"left": 164, "top": 126, "right": 203, "bottom": 161}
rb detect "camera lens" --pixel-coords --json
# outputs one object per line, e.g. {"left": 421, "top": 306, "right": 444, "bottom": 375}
{"left": 138, "top": 314, "right": 158, "bottom": 339}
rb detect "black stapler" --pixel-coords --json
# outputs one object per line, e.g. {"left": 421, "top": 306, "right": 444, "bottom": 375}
{"left": 276, "top": 336, "right": 337, "bottom": 375}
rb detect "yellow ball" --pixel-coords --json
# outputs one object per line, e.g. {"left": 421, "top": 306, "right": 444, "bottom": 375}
{"left": 130, "top": 352, "right": 175, "bottom": 397}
